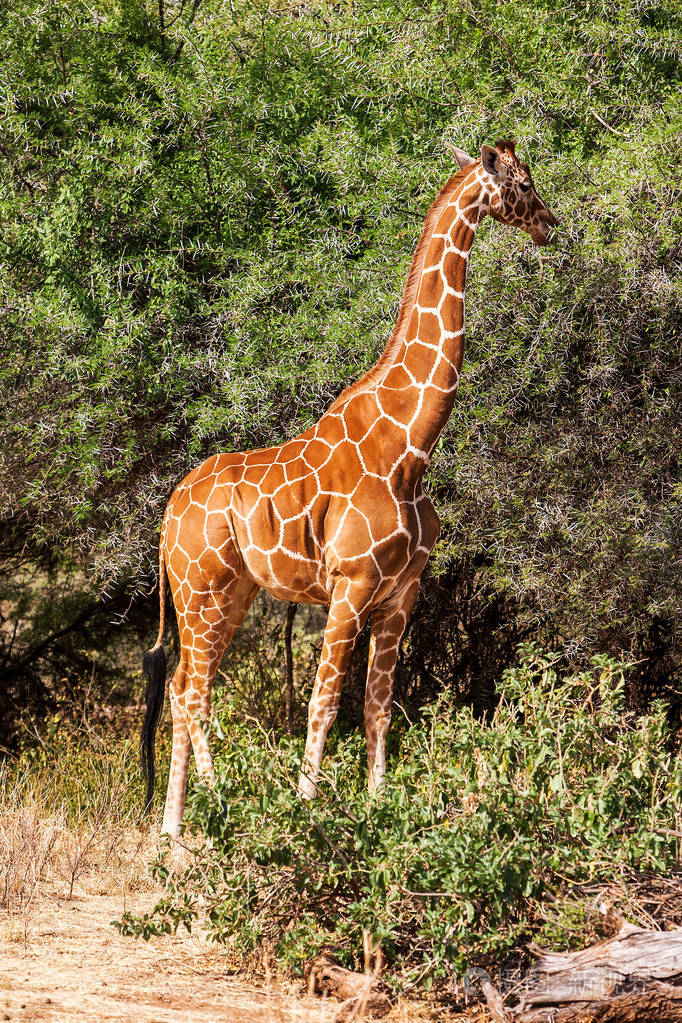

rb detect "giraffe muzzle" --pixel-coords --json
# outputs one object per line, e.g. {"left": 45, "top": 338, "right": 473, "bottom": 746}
{"left": 531, "top": 210, "right": 559, "bottom": 246}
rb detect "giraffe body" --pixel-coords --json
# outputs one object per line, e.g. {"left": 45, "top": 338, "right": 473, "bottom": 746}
{"left": 142, "top": 140, "right": 558, "bottom": 837}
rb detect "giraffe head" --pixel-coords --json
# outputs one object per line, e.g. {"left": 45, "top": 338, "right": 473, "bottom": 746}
{"left": 450, "top": 139, "right": 558, "bottom": 245}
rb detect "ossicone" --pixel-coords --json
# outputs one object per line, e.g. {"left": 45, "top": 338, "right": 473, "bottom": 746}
{"left": 444, "top": 140, "right": 476, "bottom": 169}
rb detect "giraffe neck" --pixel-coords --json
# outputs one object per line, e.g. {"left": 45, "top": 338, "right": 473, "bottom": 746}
{"left": 375, "top": 168, "right": 485, "bottom": 474}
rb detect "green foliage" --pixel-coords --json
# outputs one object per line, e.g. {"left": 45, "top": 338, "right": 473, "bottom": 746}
{"left": 117, "top": 647, "right": 682, "bottom": 983}
{"left": 0, "top": 0, "right": 680, "bottom": 663}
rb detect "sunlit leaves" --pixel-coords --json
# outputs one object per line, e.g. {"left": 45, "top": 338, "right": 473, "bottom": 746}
{"left": 118, "top": 648, "right": 682, "bottom": 981}
{"left": 0, "top": 0, "right": 680, "bottom": 652}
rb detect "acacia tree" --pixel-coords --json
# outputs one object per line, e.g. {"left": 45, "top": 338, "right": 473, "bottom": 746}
{"left": 0, "top": 0, "right": 680, "bottom": 735}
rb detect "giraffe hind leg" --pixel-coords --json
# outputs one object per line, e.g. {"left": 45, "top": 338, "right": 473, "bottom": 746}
{"left": 364, "top": 580, "right": 420, "bottom": 794}
{"left": 162, "top": 571, "right": 259, "bottom": 838}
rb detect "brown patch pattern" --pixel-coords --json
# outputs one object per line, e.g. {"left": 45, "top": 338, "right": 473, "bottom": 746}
{"left": 150, "top": 143, "right": 558, "bottom": 836}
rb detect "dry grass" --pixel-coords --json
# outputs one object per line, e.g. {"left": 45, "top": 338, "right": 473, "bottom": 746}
{"left": 0, "top": 727, "right": 482, "bottom": 1022}
{"left": 0, "top": 736, "right": 153, "bottom": 917}
{"left": 0, "top": 774, "right": 321, "bottom": 1022}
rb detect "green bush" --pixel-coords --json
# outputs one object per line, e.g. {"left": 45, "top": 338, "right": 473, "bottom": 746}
{"left": 118, "top": 646, "right": 682, "bottom": 984}
{"left": 1, "top": 1, "right": 681, "bottom": 706}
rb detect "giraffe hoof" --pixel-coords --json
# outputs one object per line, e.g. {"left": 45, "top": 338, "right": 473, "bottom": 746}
{"left": 165, "top": 842, "right": 193, "bottom": 874}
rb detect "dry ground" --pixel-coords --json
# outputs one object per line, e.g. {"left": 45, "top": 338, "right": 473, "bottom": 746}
{"left": 0, "top": 884, "right": 325, "bottom": 1023}
{"left": 0, "top": 817, "right": 484, "bottom": 1023}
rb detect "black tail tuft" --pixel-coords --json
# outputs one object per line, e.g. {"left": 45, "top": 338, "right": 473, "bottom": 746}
{"left": 140, "top": 645, "right": 166, "bottom": 815}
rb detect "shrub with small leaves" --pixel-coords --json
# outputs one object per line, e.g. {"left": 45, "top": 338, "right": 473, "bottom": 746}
{"left": 117, "top": 646, "right": 682, "bottom": 985}
{"left": 1, "top": 1, "right": 681, "bottom": 721}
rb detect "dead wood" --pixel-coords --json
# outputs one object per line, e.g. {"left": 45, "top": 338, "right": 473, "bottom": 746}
{"left": 520, "top": 923, "right": 682, "bottom": 1005}
{"left": 477, "top": 924, "right": 682, "bottom": 1023}
{"left": 283, "top": 602, "right": 297, "bottom": 734}
{"left": 305, "top": 952, "right": 392, "bottom": 1019}
{"left": 517, "top": 981, "right": 682, "bottom": 1022}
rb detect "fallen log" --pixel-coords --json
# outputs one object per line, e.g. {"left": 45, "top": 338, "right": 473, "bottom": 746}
{"left": 479, "top": 923, "right": 682, "bottom": 1022}
{"left": 518, "top": 981, "right": 682, "bottom": 1023}
{"left": 305, "top": 951, "right": 392, "bottom": 1020}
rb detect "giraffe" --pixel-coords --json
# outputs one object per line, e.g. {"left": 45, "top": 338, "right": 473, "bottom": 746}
{"left": 140, "top": 139, "right": 558, "bottom": 838}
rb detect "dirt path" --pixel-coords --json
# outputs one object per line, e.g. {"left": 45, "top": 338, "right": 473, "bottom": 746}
{"left": 0, "top": 887, "right": 326, "bottom": 1022}
{"left": 0, "top": 821, "right": 481, "bottom": 1023}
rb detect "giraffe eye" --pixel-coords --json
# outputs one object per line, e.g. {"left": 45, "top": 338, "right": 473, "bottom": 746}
{"left": 520, "top": 182, "right": 531, "bottom": 193}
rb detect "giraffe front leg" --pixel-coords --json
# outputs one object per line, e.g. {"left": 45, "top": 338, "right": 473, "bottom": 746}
{"left": 364, "top": 580, "right": 420, "bottom": 795}
{"left": 298, "top": 582, "right": 374, "bottom": 800}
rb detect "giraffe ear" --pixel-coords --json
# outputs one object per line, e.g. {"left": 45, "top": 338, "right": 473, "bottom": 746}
{"left": 444, "top": 141, "right": 475, "bottom": 169}
{"left": 481, "top": 144, "right": 500, "bottom": 176}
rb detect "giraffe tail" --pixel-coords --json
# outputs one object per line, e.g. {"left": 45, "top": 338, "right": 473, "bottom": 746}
{"left": 140, "top": 544, "right": 168, "bottom": 815}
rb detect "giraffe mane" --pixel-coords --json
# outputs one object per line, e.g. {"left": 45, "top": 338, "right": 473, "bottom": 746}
{"left": 328, "top": 163, "right": 475, "bottom": 413}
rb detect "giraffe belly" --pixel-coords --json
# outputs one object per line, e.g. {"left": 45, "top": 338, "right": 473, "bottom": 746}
{"left": 233, "top": 506, "right": 331, "bottom": 605}
{"left": 242, "top": 550, "right": 330, "bottom": 605}
{"left": 263, "top": 575, "right": 330, "bottom": 605}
